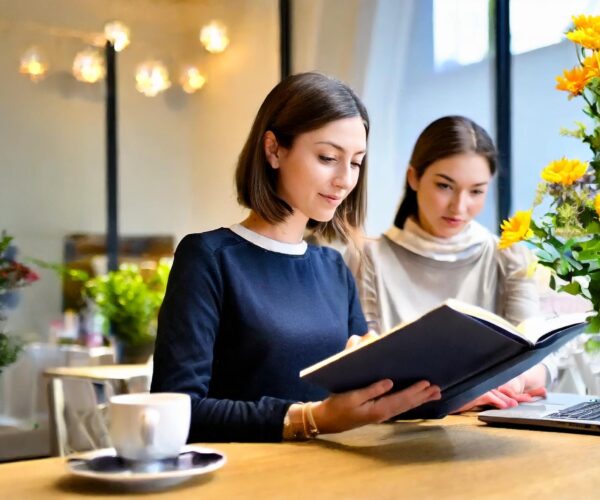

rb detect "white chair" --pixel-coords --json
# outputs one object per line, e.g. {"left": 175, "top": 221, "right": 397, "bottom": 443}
{"left": 45, "top": 363, "right": 152, "bottom": 456}
{"left": 0, "top": 343, "right": 115, "bottom": 461}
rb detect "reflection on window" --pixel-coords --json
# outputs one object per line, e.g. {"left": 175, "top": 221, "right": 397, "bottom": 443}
{"left": 433, "top": 0, "right": 489, "bottom": 71}
{"left": 434, "top": 0, "right": 600, "bottom": 71}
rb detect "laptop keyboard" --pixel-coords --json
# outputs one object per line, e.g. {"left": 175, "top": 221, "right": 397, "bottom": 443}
{"left": 547, "top": 401, "right": 600, "bottom": 421}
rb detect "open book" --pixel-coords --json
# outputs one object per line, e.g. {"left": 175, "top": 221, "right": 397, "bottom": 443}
{"left": 300, "top": 299, "right": 589, "bottom": 419}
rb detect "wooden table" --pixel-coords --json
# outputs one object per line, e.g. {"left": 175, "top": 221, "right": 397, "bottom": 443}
{"left": 44, "top": 364, "right": 152, "bottom": 456}
{"left": 1, "top": 413, "right": 599, "bottom": 499}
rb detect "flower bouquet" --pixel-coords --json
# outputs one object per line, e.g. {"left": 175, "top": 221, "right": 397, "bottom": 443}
{"left": 0, "top": 232, "right": 39, "bottom": 373}
{"left": 499, "top": 14, "right": 600, "bottom": 336}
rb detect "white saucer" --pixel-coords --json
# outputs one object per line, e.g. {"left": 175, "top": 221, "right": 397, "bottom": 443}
{"left": 66, "top": 445, "right": 226, "bottom": 489}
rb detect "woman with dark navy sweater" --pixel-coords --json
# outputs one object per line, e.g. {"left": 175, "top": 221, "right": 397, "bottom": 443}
{"left": 150, "top": 72, "right": 441, "bottom": 442}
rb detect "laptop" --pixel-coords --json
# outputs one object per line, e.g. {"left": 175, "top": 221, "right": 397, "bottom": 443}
{"left": 478, "top": 392, "right": 600, "bottom": 434}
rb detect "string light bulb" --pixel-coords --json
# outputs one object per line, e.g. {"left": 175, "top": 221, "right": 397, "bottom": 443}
{"left": 19, "top": 47, "right": 49, "bottom": 82}
{"left": 104, "top": 21, "right": 131, "bottom": 52}
{"left": 135, "top": 61, "right": 171, "bottom": 97}
{"left": 180, "top": 66, "right": 206, "bottom": 94}
{"left": 199, "top": 20, "right": 229, "bottom": 53}
{"left": 72, "top": 49, "right": 106, "bottom": 83}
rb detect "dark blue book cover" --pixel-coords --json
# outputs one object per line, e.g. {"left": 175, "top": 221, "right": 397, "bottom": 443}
{"left": 300, "top": 302, "right": 587, "bottom": 419}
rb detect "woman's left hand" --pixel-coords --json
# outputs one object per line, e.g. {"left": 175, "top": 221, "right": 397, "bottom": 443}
{"left": 453, "top": 365, "right": 548, "bottom": 412}
{"left": 345, "top": 331, "right": 379, "bottom": 350}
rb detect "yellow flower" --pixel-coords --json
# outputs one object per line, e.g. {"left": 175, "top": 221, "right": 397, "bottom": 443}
{"left": 572, "top": 14, "right": 600, "bottom": 31}
{"left": 595, "top": 193, "right": 600, "bottom": 217}
{"left": 582, "top": 52, "right": 600, "bottom": 80}
{"left": 566, "top": 28, "right": 600, "bottom": 50}
{"left": 499, "top": 210, "right": 533, "bottom": 250}
{"left": 556, "top": 66, "right": 589, "bottom": 98}
{"left": 541, "top": 158, "right": 589, "bottom": 185}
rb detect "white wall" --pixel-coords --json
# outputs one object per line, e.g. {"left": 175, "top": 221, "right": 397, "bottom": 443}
{"left": 1, "top": 0, "right": 279, "bottom": 336}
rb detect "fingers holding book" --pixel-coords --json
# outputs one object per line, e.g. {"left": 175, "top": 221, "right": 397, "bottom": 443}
{"left": 345, "top": 330, "right": 379, "bottom": 350}
{"left": 311, "top": 379, "right": 442, "bottom": 434}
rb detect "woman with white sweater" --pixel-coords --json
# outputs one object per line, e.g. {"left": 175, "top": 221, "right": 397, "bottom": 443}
{"left": 352, "top": 115, "right": 551, "bottom": 410}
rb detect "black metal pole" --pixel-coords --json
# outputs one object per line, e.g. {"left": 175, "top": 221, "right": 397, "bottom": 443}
{"left": 105, "top": 41, "right": 118, "bottom": 272}
{"left": 494, "top": 0, "right": 511, "bottom": 225}
{"left": 279, "top": 0, "right": 291, "bottom": 80}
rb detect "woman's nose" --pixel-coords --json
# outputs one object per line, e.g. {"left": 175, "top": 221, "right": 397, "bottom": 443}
{"left": 333, "top": 163, "right": 354, "bottom": 189}
{"left": 450, "top": 192, "right": 469, "bottom": 213}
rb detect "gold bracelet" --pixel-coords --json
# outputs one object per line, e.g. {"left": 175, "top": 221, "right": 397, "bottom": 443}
{"left": 305, "top": 402, "right": 320, "bottom": 438}
{"left": 283, "top": 403, "right": 308, "bottom": 441}
{"left": 301, "top": 403, "right": 309, "bottom": 439}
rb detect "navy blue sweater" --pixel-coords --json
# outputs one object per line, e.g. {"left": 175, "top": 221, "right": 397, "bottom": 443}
{"left": 150, "top": 228, "right": 367, "bottom": 442}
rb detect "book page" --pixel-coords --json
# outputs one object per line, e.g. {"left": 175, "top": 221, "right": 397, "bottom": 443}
{"left": 443, "top": 299, "right": 520, "bottom": 335}
{"left": 516, "top": 312, "right": 591, "bottom": 343}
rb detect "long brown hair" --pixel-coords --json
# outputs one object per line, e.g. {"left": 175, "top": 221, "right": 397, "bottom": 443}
{"left": 394, "top": 115, "right": 497, "bottom": 229}
{"left": 235, "top": 72, "right": 369, "bottom": 243}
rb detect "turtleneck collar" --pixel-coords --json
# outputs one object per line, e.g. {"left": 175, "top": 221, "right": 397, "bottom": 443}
{"left": 384, "top": 217, "right": 489, "bottom": 262}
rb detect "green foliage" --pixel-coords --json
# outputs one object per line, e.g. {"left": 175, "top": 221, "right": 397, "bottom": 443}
{"left": 0, "top": 332, "right": 23, "bottom": 374}
{"left": 30, "top": 258, "right": 90, "bottom": 282}
{"left": 84, "top": 260, "right": 171, "bottom": 347}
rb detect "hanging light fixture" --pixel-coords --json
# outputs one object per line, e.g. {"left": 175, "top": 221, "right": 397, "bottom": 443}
{"left": 199, "top": 20, "right": 229, "bottom": 53}
{"left": 104, "top": 21, "right": 131, "bottom": 52}
{"left": 135, "top": 60, "right": 171, "bottom": 97}
{"left": 72, "top": 48, "right": 106, "bottom": 83}
{"left": 180, "top": 65, "right": 206, "bottom": 94}
{"left": 19, "top": 47, "right": 49, "bottom": 82}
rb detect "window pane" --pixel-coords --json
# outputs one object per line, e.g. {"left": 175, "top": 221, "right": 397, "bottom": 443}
{"left": 511, "top": 0, "right": 600, "bottom": 54}
{"left": 433, "top": 0, "right": 489, "bottom": 70}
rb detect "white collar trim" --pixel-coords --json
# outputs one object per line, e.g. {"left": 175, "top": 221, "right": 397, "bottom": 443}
{"left": 230, "top": 224, "right": 308, "bottom": 255}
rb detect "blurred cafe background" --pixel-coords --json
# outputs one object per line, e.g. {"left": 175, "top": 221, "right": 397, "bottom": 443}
{"left": 0, "top": 0, "right": 599, "bottom": 461}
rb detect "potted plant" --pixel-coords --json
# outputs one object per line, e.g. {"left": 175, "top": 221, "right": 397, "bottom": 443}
{"left": 84, "top": 259, "right": 171, "bottom": 363}
{"left": 0, "top": 232, "right": 39, "bottom": 374}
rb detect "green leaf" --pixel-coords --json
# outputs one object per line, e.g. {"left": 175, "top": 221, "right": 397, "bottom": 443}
{"left": 0, "top": 333, "right": 23, "bottom": 373}
{"left": 586, "top": 314, "right": 600, "bottom": 336}
{"left": 559, "top": 281, "right": 582, "bottom": 295}
{"left": 585, "top": 336, "right": 600, "bottom": 352}
{"left": 0, "top": 233, "right": 13, "bottom": 255}
{"left": 534, "top": 248, "right": 555, "bottom": 262}
{"left": 573, "top": 249, "right": 600, "bottom": 262}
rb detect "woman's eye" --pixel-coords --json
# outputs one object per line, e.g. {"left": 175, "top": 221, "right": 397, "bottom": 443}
{"left": 436, "top": 183, "right": 451, "bottom": 191}
{"left": 351, "top": 161, "right": 362, "bottom": 169}
{"left": 471, "top": 189, "right": 485, "bottom": 195}
{"left": 319, "top": 155, "right": 336, "bottom": 163}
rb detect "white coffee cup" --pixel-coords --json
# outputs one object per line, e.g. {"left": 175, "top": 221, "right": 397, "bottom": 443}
{"left": 108, "top": 392, "right": 191, "bottom": 462}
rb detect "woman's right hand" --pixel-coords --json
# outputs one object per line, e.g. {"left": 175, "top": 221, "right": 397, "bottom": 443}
{"left": 311, "top": 379, "right": 441, "bottom": 434}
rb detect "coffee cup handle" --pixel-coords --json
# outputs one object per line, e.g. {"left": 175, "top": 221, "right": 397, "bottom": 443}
{"left": 140, "top": 409, "right": 160, "bottom": 447}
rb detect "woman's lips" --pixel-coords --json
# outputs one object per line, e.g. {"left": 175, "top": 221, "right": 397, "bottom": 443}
{"left": 320, "top": 194, "right": 342, "bottom": 205}
{"left": 442, "top": 216, "right": 463, "bottom": 226}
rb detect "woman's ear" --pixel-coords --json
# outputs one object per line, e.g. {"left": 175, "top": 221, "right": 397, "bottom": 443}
{"left": 263, "top": 131, "right": 280, "bottom": 169}
{"left": 407, "top": 166, "right": 419, "bottom": 191}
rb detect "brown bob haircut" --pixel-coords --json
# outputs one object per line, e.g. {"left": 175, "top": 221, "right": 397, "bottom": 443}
{"left": 394, "top": 115, "right": 497, "bottom": 229}
{"left": 235, "top": 72, "right": 369, "bottom": 243}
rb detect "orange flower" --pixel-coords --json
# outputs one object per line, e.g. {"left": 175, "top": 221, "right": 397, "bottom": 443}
{"left": 582, "top": 52, "right": 600, "bottom": 80}
{"left": 556, "top": 66, "right": 589, "bottom": 98}
{"left": 541, "top": 158, "right": 589, "bottom": 185}
{"left": 499, "top": 210, "right": 533, "bottom": 250}
{"left": 566, "top": 28, "right": 600, "bottom": 50}
{"left": 595, "top": 193, "right": 600, "bottom": 217}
